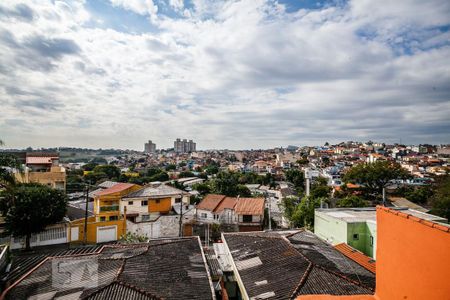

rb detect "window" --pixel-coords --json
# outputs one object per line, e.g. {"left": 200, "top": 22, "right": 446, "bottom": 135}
{"left": 141, "top": 200, "right": 148, "bottom": 206}
{"left": 100, "top": 216, "right": 106, "bottom": 222}
{"left": 201, "top": 213, "right": 207, "bottom": 218}
{"left": 370, "top": 236, "right": 374, "bottom": 246}
{"left": 109, "top": 216, "right": 118, "bottom": 221}
{"left": 353, "top": 233, "right": 359, "bottom": 240}
{"left": 128, "top": 201, "right": 133, "bottom": 205}
{"left": 142, "top": 215, "right": 150, "bottom": 221}
{"left": 243, "top": 215, "right": 253, "bottom": 222}
{"left": 155, "top": 199, "right": 160, "bottom": 204}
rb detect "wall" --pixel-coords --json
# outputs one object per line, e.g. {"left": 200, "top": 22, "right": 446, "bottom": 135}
{"left": 148, "top": 197, "right": 171, "bottom": 213}
{"left": 375, "top": 207, "right": 450, "bottom": 300}
{"left": 70, "top": 217, "right": 126, "bottom": 243}
{"left": 314, "top": 211, "right": 347, "bottom": 245}
{"left": 346, "top": 222, "right": 371, "bottom": 257}
{"left": 8, "top": 224, "right": 69, "bottom": 249}
{"left": 365, "top": 221, "right": 377, "bottom": 259}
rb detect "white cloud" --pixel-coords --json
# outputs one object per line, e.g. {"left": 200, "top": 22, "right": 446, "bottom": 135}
{"left": 0, "top": 0, "right": 449, "bottom": 149}
{"left": 109, "top": 0, "right": 158, "bottom": 16}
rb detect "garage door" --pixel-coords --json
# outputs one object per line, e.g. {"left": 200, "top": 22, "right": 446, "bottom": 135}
{"left": 97, "top": 225, "right": 117, "bottom": 243}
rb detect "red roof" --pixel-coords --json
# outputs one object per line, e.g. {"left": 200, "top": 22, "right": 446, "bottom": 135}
{"left": 214, "top": 197, "right": 238, "bottom": 214}
{"left": 334, "top": 243, "right": 376, "bottom": 274}
{"left": 96, "top": 183, "right": 138, "bottom": 196}
{"left": 235, "top": 198, "right": 265, "bottom": 215}
{"left": 26, "top": 156, "right": 57, "bottom": 164}
{"left": 196, "top": 194, "right": 226, "bottom": 211}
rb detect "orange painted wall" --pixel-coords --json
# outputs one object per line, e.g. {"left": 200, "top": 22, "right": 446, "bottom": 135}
{"left": 148, "top": 197, "right": 172, "bottom": 213}
{"left": 297, "top": 207, "right": 450, "bottom": 300}
{"left": 375, "top": 207, "right": 450, "bottom": 300}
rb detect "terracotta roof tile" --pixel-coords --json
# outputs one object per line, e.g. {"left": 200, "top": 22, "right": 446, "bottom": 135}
{"left": 96, "top": 183, "right": 138, "bottom": 196}
{"left": 196, "top": 194, "right": 226, "bottom": 211}
{"left": 213, "top": 197, "right": 238, "bottom": 213}
{"left": 235, "top": 198, "right": 264, "bottom": 215}
{"left": 334, "top": 243, "right": 376, "bottom": 274}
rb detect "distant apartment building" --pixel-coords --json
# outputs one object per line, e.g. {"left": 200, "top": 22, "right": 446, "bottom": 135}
{"left": 144, "top": 140, "right": 156, "bottom": 153}
{"left": 174, "top": 138, "right": 196, "bottom": 153}
{"left": 14, "top": 152, "right": 66, "bottom": 190}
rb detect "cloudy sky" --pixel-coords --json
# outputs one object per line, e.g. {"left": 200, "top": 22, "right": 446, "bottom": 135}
{"left": 0, "top": 0, "right": 449, "bottom": 150}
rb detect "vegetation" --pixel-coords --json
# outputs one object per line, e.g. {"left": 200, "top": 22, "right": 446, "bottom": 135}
{"left": 336, "top": 195, "right": 368, "bottom": 208}
{"left": 285, "top": 169, "right": 305, "bottom": 192}
{"left": 211, "top": 172, "right": 252, "bottom": 197}
{"left": 119, "top": 231, "right": 148, "bottom": 243}
{"left": 343, "top": 161, "right": 410, "bottom": 199}
{"left": 290, "top": 196, "right": 326, "bottom": 229}
{"left": 430, "top": 175, "right": 450, "bottom": 220}
{"left": 0, "top": 183, "right": 67, "bottom": 250}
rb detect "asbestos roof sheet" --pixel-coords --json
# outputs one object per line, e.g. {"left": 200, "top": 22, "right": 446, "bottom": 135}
{"left": 96, "top": 183, "right": 138, "bottom": 196}
{"left": 123, "top": 184, "right": 185, "bottom": 199}
{"left": 4, "top": 238, "right": 215, "bottom": 300}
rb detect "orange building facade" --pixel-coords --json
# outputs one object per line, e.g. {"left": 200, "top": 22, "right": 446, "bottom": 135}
{"left": 298, "top": 206, "right": 450, "bottom": 300}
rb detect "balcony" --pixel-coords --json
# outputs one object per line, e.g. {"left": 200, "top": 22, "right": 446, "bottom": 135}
{"left": 100, "top": 205, "right": 119, "bottom": 212}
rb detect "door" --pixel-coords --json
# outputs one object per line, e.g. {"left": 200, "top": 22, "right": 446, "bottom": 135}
{"left": 96, "top": 225, "right": 117, "bottom": 243}
{"left": 71, "top": 227, "right": 79, "bottom": 241}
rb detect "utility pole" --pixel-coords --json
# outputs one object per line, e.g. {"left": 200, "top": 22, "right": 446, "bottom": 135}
{"left": 178, "top": 195, "right": 183, "bottom": 237}
{"left": 266, "top": 192, "right": 271, "bottom": 231}
{"left": 83, "top": 183, "right": 89, "bottom": 245}
{"left": 382, "top": 187, "right": 386, "bottom": 206}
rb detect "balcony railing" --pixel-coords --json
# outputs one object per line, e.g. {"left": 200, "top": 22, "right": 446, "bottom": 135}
{"left": 100, "top": 205, "right": 119, "bottom": 212}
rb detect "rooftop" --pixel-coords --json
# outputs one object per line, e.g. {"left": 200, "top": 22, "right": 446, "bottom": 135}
{"left": 223, "top": 231, "right": 374, "bottom": 299}
{"left": 95, "top": 183, "right": 137, "bottom": 196}
{"left": 234, "top": 197, "right": 265, "bottom": 215}
{"left": 334, "top": 243, "right": 376, "bottom": 274}
{"left": 3, "top": 238, "right": 215, "bottom": 300}
{"left": 316, "top": 207, "right": 447, "bottom": 223}
{"left": 123, "top": 184, "right": 186, "bottom": 199}
{"left": 196, "top": 194, "right": 226, "bottom": 211}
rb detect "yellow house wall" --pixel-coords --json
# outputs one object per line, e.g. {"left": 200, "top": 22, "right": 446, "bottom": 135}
{"left": 148, "top": 197, "right": 172, "bottom": 213}
{"left": 70, "top": 217, "right": 126, "bottom": 243}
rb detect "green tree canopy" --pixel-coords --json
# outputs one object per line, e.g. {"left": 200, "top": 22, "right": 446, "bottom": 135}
{"left": 336, "top": 195, "right": 368, "bottom": 208}
{"left": 343, "top": 161, "right": 410, "bottom": 196}
{"left": 430, "top": 175, "right": 450, "bottom": 220}
{"left": 285, "top": 169, "right": 305, "bottom": 191}
{"left": 0, "top": 183, "right": 67, "bottom": 250}
{"left": 92, "top": 165, "right": 121, "bottom": 179}
{"left": 291, "top": 196, "right": 325, "bottom": 229}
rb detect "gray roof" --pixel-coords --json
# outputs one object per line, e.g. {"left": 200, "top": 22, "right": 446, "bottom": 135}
{"left": 123, "top": 184, "right": 186, "bottom": 199}
{"left": 316, "top": 207, "right": 447, "bottom": 223}
{"left": 97, "top": 181, "right": 120, "bottom": 189}
{"left": 223, "top": 231, "right": 374, "bottom": 299}
{"left": 4, "top": 238, "right": 215, "bottom": 300}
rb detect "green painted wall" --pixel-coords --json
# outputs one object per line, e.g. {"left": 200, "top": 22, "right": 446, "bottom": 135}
{"left": 314, "top": 211, "right": 347, "bottom": 245}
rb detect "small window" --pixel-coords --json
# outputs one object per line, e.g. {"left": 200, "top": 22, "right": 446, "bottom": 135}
{"left": 155, "top": 199, "right": 160, "bottom": 204}
{"left": 370, "top": 236, "right": 374, "bottom": 246}
{"left": 353, "top": 233, "right": 359, "bottom": 240}
{"left": 142, "top": 215, "right": 150, "bottom": 221}
{"left": 141, "top": 200, "right": 148, "bottom": 206}
{"left": 109, "top": 216, "right": 118, "bottom": 221}
{"left": 243, "top": 215, "right": 253, "bottom": 222}
{"left": 128, "top": 201, "right": 133, "bottom": 205}
{"left": 100, "top": 216, "right": 106, "bottom": 222}
{"left": 201, "top": 213, "right": 207, "bottom": 218}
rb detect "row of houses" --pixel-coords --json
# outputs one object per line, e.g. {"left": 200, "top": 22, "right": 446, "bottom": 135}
{"left": 2, "top": 206, "right": 449, "bottom": 299}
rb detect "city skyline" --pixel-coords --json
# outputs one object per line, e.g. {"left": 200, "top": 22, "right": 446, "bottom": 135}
{"left": 1, "top": 0, "right": 449, "bottom": 150}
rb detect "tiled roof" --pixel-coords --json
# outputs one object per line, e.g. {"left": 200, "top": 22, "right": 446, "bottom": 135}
{"left": 334, "top": 243, "right": 376, "bottom": 274}
{"left": 234, "top": 197, "right": 264, "bottom": 215}
{"left": 287, "top": 230, "right": 375, "bottom": 289}
{"left": 97, "top": 181, "right": 120, "bottom": 189}
{"left": 213, "top": 197, "right": 237, "bottom": 213}
{"left": 3, "top": 238, "right": 215, "bottom": 300}
{"left": 123, "top": 184, "right": 185, "bottom": 199}
{"left": 96, "top": 183, "right": 138, "bottom": 196}
{"left": 224, "top": 232, "right": 373, "bottom": 299}
{"left": 196, "top": 194, "right": 226, "bottom": 211}
{"left": 25, "top": 156, "right": 57, "bottom": 164}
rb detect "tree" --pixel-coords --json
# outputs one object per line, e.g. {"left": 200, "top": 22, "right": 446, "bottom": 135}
{"left": 0, "top": 153, "right": 22, "bottom": 187}
{"left": 291, "top": 196, "right": 324, "bottom": 229}
{"left": 165, "top": 164, "right": 176, "bottom": 171}
{"left": 343, "top": 161, "right": 410, "bottom": 198}
{"left": 82, "top": 162, "right": 98, "bottom": 171}
{"left": 179, "top": 171, "right": 195, "bottom": 178}
{"left": 336, "top": 195, "right": 368, "bottom": 208}
{"left": 92, "top": 165, "right": 121, "bottom": 179}
{"left": 211, "top": 171, "right": 251, "bottom": 197}
{"left": 430, "top": 175, "right": 450, "bottom": 220}
{"left": 0, "top": 183, "right": 67, "bottom": 250}
{"left": 405, "top": 186, "right": 433, "bottom": 204}
{"left": 192, "top": 183, "right": 211, "bottom": 196}
{"left": 285, "top": 169, "right": 305, "bottom": 191}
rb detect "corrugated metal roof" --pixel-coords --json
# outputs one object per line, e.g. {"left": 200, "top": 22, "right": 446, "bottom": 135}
{"left": 123, "top": 184, "right": 185, "bottom": 199}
